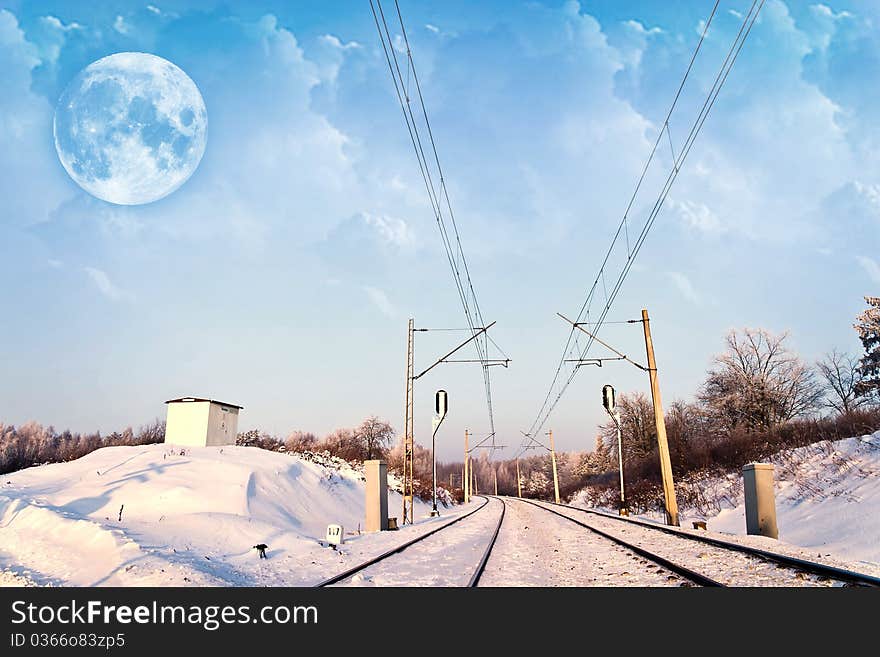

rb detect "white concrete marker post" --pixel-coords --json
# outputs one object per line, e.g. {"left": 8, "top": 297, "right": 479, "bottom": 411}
{"left": 743, "top": 463, "right": 778, "bottom": 539}
{"left": 365, "top": 460, "right": 388, "bottom": 532}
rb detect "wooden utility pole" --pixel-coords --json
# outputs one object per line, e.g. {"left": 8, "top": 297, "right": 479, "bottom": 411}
{"left": 516, "top": 459, "right": 522, "bottom": 498}
{"left": 403, "top": 319, "right": 415, "bottom": 524}
{"left": 641, "top": 308, "right": 679, "bottom": 526}
{"left": 493, "top": 468, "right": 498, "bottom": 496}
{"left": 464, "top": 430, "right": 470, "bottom": 503}
{"left": 548, "top": 430, "right": 560, "bottom": 504}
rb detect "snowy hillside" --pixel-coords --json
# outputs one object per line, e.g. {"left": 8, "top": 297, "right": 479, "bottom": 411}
{"left": 0, "top": 444, "right": 439, "bottom": 586}
{"left": 574, "top": 430, "right": 880, "bottom": 573}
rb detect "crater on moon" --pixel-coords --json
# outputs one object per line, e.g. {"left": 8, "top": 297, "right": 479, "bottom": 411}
{"left": 53, "top": 52, "right": 207, "bottom": 206}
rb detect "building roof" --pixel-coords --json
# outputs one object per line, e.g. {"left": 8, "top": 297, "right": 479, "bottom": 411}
{"left": 165, "top": 397, "right": 244, "bottom": 409}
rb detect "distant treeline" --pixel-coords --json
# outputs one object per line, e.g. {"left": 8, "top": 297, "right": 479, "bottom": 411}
{"left": 0, "top": 420, "right": 166, "bottom": 475}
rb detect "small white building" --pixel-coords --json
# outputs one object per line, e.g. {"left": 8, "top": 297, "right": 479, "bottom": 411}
{"left": 164, "top": 397, "right": 243, "bottom": 447}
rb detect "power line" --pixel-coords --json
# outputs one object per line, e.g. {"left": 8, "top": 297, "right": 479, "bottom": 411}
{"left": 518, "top": 0, "right": 765, "bottom": 458}
{"left": 369, "top": 0, "right": 502, "bottom": 443}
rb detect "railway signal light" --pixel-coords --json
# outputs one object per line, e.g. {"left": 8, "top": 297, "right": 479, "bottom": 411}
{"left": 602, "top": 384, "right": 615, "bottom": 412}
{"left": 435, "top": 389, "right": 448, "bottom": 420}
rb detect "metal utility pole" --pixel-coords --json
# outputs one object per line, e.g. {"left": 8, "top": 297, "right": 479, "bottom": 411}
{"left": 403, "top": 319, "right": 415, "bottom": 525}
{"left": 464, "top": 429, "right": 470, "bottom": 504}
{"left": 641, "top": 308, "right": 679, "bottom": 527}
{"left": 516, "top": 459, "right": 522, "bottom": 498}
{"left": 547, "top": 430, "right": 560, "bottom": 504}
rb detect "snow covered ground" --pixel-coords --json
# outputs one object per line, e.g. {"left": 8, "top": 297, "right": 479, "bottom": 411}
{"left": 479, "top": 498, "right": 691, "bottom": 586}
{"left": 336, "top": 496, "right": 503, "bottom": 587}
{"left": 572, "top": 430, "right": 880, "bottom": 574}
{"left": 0, "top": 444, "right": 449, "bottom": 586}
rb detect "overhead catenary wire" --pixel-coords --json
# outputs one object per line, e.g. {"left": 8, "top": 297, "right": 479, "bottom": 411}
{"left": 369, "top": 0, "right": 502, "bottom": 444}
{"left": 517, "top": 0, "right": 765, "bottom": 459}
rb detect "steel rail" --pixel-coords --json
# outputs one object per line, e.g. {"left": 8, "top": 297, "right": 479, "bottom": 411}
{"left": 546, "top": 500, "right": 880, "bottom": 587}
{"left": 315, "top": 495, "right": 495, "bottom": 587}
{"left": 467, "top": 496, "right": 507, "bottom": 587}
{"left": 513, "top": 497, "right": 724, "bottom": 587}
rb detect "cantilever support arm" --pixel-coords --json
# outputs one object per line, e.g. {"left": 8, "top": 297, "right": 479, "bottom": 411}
{"left": 557, "top": 313, "right": 648, "bottom": 372}
{"left": 413, "top": 321, "right": 497, "bottom": 380}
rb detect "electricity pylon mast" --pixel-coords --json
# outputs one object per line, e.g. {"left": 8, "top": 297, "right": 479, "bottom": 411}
{"left": 403, "top": 319, "right": 415, "bottom": 525}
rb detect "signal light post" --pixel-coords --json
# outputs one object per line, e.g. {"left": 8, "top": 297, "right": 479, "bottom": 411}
{"left": 603, "top": 384, "right": 627, "bottom": 516}
{"left": 430, "top": 389, "right": 448, "bottom": 517}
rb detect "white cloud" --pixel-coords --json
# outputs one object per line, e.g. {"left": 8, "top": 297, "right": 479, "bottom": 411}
{"left": 147, "top": 5, "right": 162, "bottom": 16}
{"left": 41, "top": 16, "right": 82, "bottom": 33}
{"left": 363, "top": 286, "right": 395, "bottom": 317}
{"left": 856, "top": 256, "right": 880, "bottom": 284}
{"left": 363, "top": 212, "right": 415, "bottom": 249}
{"left": 810, "top": 4, "right": 852, "bottom": 21}
{"left": 425, "top": 24, "right": 440, "bottom": 34}
{"left": 852, "top": 181, "right": 880, "bottom": 214}
{"left": 0, "top": 10, "right": 71, "bottom": 225}
{"left": 319, "top": 34, "right": 361, "bottom": 51}
{"left": 671, "top": 200, "right": 725, "bottom": 235}
{"left": 84, "top": 267, "right": 128, "bottom": 301}
{"left": 113, "top": 15, "right": 130, "bottom": 35}
{"left": 623, "top": 20, "right": 662, "bottom": 36}
{"left": 667, "top": 271, "right": 700, "bottom": 304}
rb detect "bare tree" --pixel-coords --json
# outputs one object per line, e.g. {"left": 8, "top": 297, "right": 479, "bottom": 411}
{"left": 598, "top": 392, "right": 655, "bottom": 465}
{"left": 354, "top": 416, "right": 395, "bottom": 460}
{"left": 698, "top": 328, "right": 822, "bottom": 431}
{"left": 284, "top": 430, "right": 317, "bottom": 453}
{"left": 817, "top": 350, "right": 868, "bottom": 415}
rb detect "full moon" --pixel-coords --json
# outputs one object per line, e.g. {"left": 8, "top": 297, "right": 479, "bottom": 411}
{"left": 53, "top": 52, "right": 207, "bottom": 205}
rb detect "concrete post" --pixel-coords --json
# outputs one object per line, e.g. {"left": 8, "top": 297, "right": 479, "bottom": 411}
{"left": 743, "top": 463, "right": 778, "bottom": 539}
{"left": 365, "top": 459, "right": 389, "bottom": 532}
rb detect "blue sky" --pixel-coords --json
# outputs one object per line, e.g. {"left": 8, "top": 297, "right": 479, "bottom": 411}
{"left": 0, "top": 1, "right": 877, "bottom": 460}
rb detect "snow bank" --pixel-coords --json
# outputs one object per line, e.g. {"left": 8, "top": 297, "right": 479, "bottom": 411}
{"left": 0, "top": 444, "right": 434, "bottom": 586}
{"left": 572, "top": 430, "right": 880, "bottom": 571}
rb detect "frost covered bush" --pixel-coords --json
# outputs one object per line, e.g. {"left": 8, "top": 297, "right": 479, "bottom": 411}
{"left": 0, "top": 420, "right": 165, "bottom": 475}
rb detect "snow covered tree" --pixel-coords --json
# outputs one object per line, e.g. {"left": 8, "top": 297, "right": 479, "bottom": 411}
{"left": 698, "top": 328, "right": 822, "bottom": 431}
{"left": 354, "top": 416, "right": 395, "bottom": 460}
{"left": 284, "top": 430, "right": 317, "bottom": 453}
{"left": 583, "top": 434, "right": 612, "bottom": 475}
{"left": 854, "top": 297, "right": 880, "bottom": 404}
{"left": 525, "top": 469, "right": 550, "bottom": 496}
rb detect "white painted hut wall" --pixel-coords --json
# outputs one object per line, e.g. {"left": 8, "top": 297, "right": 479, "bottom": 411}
{"left": 164, "top": 401, "right": 210, "bottom": 446}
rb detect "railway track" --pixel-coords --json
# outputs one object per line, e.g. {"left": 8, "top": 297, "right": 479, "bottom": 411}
{"left": 486, "top": 497, "right": 722, "bottom": 586}
{"left": 530, "top": 498, "right": 880, "bottom": 587}
{"left": 316, "top": 494, "right": 878, "bottom": 587}
{"left": 315, "top": 495, "right": 505, "bottom": 587}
